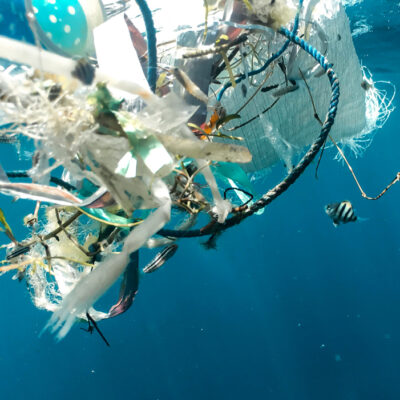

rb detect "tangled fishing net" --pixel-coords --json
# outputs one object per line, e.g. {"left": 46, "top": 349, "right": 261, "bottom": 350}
{"left": 0, "top": 0, "right": 396, "bottom": 341}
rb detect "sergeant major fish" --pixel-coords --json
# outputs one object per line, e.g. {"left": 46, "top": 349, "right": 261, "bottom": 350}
{"left": 325, "top": 200, "right": 357, "bottom": 227}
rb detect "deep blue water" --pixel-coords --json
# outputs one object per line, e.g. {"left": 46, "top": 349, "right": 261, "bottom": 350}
{"left": 0, "top": 1, "right": 399, "bottom": 399}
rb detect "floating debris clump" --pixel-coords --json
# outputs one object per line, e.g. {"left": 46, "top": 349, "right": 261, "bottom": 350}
{"left": 0, "top": 0, "right": 397, "bottom": 342}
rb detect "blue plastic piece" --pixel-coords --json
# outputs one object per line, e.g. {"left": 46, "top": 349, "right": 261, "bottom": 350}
{"left": 0, "top": 0, "right": 34, "bottom": 43}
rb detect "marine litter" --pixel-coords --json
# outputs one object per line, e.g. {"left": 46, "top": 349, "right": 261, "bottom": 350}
{"left": 0, "top": 0, "right": 396, "bottom": 342}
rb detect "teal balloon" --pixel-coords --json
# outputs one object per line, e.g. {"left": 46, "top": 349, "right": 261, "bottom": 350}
{"left": 32, "top": 0, "right": 88, "bottom": 55}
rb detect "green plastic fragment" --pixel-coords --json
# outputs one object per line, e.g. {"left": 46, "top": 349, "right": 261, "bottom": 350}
{"left": 88, "top": 83, "right": 125, "bottom": 135}
{"left": 82, "top": 207, "right": 138, "bottom": 226}
{"left": 116, "top": 152, "right": 138, "bottom": 178}
{"left": 127, "top": 132, "right": 173, "bottom": 176}
{"left": 117, "top": 112, "right": 173, "bottom": 177}
{"left": 89, "top": 83, "right": 124, "bottom": 114}
{"left": 87, "top": 85, "right": 173, "bottom": 177}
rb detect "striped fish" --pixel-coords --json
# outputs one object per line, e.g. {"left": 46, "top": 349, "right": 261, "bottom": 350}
{"left": 107, "top": 251, "right": 139, "bottom": 319}
{"left": 143, "top": 244, "right": 178, "bottom": 274}
{"left": 325, "top": 200, "right": 357, "bottom": 227}
{"left": 7, "top": 245, "right": 31, "bottom": 260}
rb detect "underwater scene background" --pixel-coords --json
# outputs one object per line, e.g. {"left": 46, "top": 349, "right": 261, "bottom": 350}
{"left": 0, "top": 0, "right": 399, "bottom": 399}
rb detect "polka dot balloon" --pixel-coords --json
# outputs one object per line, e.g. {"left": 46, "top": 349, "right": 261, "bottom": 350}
{"left": 29, "top": 0, "right": 105, "bottom": 57}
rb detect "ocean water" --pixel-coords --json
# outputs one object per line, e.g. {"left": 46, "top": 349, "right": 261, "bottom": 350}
{"left": 0, "top": 1, "right": 399, "bottom": 399}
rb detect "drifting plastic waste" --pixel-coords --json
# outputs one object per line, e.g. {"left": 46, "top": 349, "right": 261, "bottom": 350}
{"left": 0, "top": 0, "right": 396, "bottom": 342}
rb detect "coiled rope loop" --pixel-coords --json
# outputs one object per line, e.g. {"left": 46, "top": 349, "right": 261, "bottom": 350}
{"left": 159, "top": 27, "right": 340, "bottom": 238}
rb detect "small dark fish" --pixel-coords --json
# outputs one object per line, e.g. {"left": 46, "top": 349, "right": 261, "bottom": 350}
{"left": 108, "top": 251, "right": 139, "bottom": 319}
{"left": 71, "top": 59, "right": 95, "bottom": 85}
{"left": 325, "top": 200, "right": 357, "bottom": 227}
{"left": 241, "top": 83, "right": 247, "bottom": 98}
{"left": 261, "top": 84, "right": 279, "bottom": 93}
{"left": 143, "top": 244, "right": 178, "bottom": 274}
{"left": 7, "top": 245, "right": 31, "bottom": 260}
{"left": 48, "top": 84, "right": 62, "bottom": 101}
